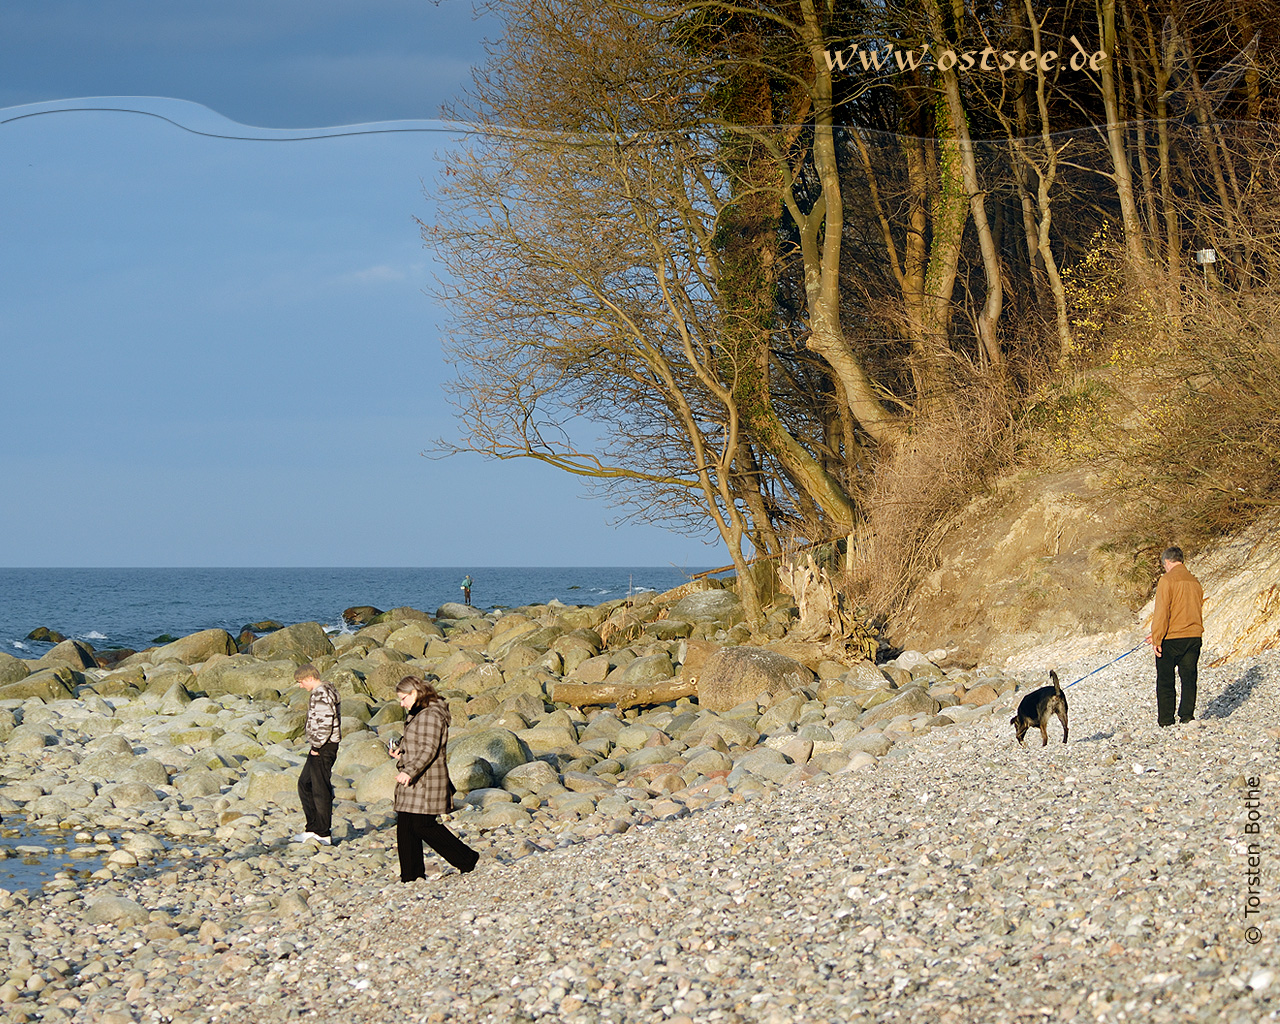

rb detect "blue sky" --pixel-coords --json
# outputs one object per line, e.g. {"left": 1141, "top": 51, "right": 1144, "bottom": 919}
{"left": 0, "top": 2, "right": 718, "bottom": 568}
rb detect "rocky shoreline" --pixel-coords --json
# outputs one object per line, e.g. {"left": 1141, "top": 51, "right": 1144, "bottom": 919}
{"left": 0, "top": 581, "right": 1276, "bottom": 1022}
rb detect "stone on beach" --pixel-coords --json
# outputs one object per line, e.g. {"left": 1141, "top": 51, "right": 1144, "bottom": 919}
{"left": 696, "top": 646, "right": 815, "bottom": 712}
{"left": 5, "top": 584, "right": 1268, "bottom": 1024}
{"left": 151, "top": 628, "right": 238, "bottom": 666}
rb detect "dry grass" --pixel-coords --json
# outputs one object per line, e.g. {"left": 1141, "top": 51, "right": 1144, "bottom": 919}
{"left": 845, "top": 366, "right": 1018, "bottom": 620}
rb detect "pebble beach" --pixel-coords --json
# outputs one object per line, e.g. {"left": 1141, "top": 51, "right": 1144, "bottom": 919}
{"left": 0, "top": 589, "right": 1276, "bottom": 1024}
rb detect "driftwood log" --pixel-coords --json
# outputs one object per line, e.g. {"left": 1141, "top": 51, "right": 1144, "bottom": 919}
{"left": 550, "top": 678, "right": 698, "bottom": 711}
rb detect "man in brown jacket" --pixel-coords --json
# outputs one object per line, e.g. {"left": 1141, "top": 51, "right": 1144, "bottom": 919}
{"left": 1146, "top": 546, "right": 1205, "bottom": 727}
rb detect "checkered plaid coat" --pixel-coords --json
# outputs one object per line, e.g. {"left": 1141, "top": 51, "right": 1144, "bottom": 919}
{"left": 393, "top": 700, "right": 453, "bottom": 815}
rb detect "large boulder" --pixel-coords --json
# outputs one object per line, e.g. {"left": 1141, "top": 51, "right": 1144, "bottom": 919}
{"left": 245, "top": 769, "right": 298, "bottom": 805}
{"left": 355, "top": 761, "right": 400, "bottom": 803}
{"left": 152, "top": 629, "right": 238, "bottom": 666}
{"left": 35, "top": 639, "right": 98, "bottom": 672}
{"left": 454, "top": 662, "right": 506, "bottom": 697}
{"left": 6, "top": 724, "right": 56, "bottom": 753}
{"left": 858, "top": 685, "right": 941, "bottom": 726}
{"left": 200, "top": 659, "right": 297, "bottom": 698}
{"left": 358, "top": 661, "right": 417, "bottom": 701}
{"left": 446, "top": 727, "right": 530, "bottom": 783}
{"left": 616, "top": 653, "right": 675, "bottom": 686}
{"left": 385, "top": 623, "right": 444, "bottom": 657}
{"left": 556, "top": 605, "right": 609, "bottom": 630}
{"left": 85, "top": 896, "right": 151, "bottom": 927}
{"left": 0, "top": 652, "right": 31, "bottom": 688}
{"left": 335, "top": 734, "right": 392, "bottom": 775}
{"left": 250, "top": 622, "right": 334, "bottom": 664}
{"left": 696, "top": 647, "right": 815, "bottom": 712}
{"left": 0, "top": 666, "right": 78, "bottom": 702}
{"left": 342, "top": 606, "right": 383, "bottom": 626}
{"left": 435, "top": 602, "right": 474, "bottom": 620}
{"left": 669, "top": 590, "right": 745, "bottom": 628}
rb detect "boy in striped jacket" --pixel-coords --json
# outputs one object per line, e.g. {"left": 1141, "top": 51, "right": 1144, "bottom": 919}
{"left": 293, "top": 663, "right": 341, "bottom": 844}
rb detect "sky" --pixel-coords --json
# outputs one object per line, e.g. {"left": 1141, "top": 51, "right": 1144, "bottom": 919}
{"left": 0, "top": 1, "right": 719, "bottom": 569}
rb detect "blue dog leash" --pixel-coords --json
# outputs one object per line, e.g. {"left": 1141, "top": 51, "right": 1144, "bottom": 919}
{"left": 1062, "top": 643, "right": 1146, "bottom": 689}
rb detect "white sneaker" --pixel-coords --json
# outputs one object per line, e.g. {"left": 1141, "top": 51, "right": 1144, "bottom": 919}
{"left": 291, "top": 831, "right": 319, "bottom": 843}
{"left": 316, "top": 835, "right": 332, "bottom": 845}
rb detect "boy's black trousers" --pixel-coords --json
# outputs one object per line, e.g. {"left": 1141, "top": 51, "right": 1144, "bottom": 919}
{"left": 298, "top": 741, "right": 338, "bottom": 837}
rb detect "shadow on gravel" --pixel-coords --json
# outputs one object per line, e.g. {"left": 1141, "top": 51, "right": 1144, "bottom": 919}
{"left": 1073, "top": 730, "right": 1117, "bottom": 743}
{"left": 1204, "top": 666, "right": 1263, "bottom": 719}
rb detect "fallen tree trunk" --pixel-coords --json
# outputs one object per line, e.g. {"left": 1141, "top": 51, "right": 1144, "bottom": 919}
{"left": 550, "top": 678, "right": 698, "bottom": 711}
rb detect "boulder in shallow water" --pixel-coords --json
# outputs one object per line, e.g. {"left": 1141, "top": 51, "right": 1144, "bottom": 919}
{"left": 242, "top": 620, "right": 284, "bottom": 634}
{"left": 25, "top": 627, "right": 67, "bottom": 644}
{"left": 343, "top": 606, "right": 383, "bottom": 626}
{"left": 435, "top": 602, "right": 474, "bottom": 620}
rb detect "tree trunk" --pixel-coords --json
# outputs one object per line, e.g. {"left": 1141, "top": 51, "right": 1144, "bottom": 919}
{"left": 551, "top": 679, "right": 698, "bottom": 711}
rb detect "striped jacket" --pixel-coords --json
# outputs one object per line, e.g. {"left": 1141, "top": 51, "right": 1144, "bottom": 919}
{"left": 394, "top": 700, "right": 453, "bottom": 815}
{"left": 304, "top": 681, "right": 342, "bottom": 750}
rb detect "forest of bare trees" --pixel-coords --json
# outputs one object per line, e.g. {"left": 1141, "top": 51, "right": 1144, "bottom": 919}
{"left": 427, "top": 0, "right": 1280, "bottom": 624}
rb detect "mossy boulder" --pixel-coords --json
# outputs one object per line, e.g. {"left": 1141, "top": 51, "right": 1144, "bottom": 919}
{"left": 0, "top": 666, "right": 78, "bottom": 702}
{"left": 249, "top": 622, "right": 334, "bottom": 664}
{"left": 153, "top": 629, "right": 238, "bottom": 666}
{"left": 35, "top": 639, "right": 98, "bottom": 671}
{"left": 0, "top": 651, "right": 31, "bottom": 688}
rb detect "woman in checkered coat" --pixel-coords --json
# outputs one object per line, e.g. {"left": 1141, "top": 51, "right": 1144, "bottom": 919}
{"left": 389, "top": 675, "right": 479, "bottom": 882}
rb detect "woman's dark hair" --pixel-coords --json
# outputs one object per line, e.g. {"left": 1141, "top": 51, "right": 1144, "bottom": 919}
{"left": 395, "top": 674, "right": 442, "bottom": 712}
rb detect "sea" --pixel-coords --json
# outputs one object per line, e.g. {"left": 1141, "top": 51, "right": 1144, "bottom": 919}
{"left": 0, "top": 566, "right": 716, "bottom": 658}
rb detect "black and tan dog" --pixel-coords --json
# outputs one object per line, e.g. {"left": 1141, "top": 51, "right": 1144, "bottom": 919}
{"left": 1011, "top": 670, "right": 1069, "bottom": 745}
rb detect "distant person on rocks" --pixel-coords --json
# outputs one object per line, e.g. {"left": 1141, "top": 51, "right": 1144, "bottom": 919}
{"left": 461, "top": 574, "right": 473, "bottom": 606}
{"left": 388, "top": 675, "right": 479, "bottom": 882}
{"left": 293, "top": 663, "right": 341, "bottom": 845}
{"left": 1145, "top": 546, "right": 1205, "bottom": 727}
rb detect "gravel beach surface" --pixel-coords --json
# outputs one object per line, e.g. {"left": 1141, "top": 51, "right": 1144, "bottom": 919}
{"left": 1, "top": 632, "right": 1277, "bottom": 1024}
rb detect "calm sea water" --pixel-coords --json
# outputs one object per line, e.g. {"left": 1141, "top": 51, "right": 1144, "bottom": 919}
{"left": 0, "top": 567, "right": 713, "bottom": 657}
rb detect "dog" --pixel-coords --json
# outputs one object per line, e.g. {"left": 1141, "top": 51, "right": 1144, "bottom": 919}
{"left": 1010, "top": 670, "right": 1069, "bottom": 745}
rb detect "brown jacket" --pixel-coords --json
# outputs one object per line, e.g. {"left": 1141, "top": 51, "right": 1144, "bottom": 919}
{"left": 1151, "top": 563, "right": 1205, "bottom": 643}
{"left": 394, "top": 700, "right": 453, "bottom": 816}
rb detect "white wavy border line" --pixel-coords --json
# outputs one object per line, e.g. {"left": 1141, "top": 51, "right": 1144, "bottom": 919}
{"left": 1, "top": 94, "right": 1271, "bottom": 147}
{"left": 0, "top": 96, "right": 479, "bottom": 141}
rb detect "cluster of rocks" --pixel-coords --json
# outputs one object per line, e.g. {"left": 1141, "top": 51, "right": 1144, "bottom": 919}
{"left": 0, "top": 619, "right": 1275, "bottom": 1024}
{"left": 1, "top": 581, "right": 1033, "bottom": 845}
{"left": 0, "top": 581, "right": 1052, "bottom": 1021}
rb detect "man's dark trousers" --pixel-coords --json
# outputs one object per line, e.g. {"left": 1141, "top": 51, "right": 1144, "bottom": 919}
{"left": 1156, "top": 636, "right": 1202, "bottom": 726}
{"left": 298, "top": 741, "right": 338, "bottom": 837}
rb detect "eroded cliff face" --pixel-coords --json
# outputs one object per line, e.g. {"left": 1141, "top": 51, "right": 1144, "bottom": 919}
{"left": 1170, "top": 510, "right": 1280, "bottom": 666}
{"left": 889, "top": 465, "right": 1280, "bottom": 671}
{"left": 888, "top": 467, "right": 1138, "bottom": 667}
